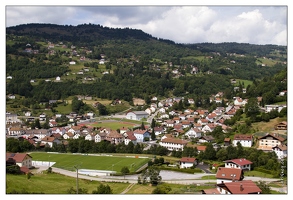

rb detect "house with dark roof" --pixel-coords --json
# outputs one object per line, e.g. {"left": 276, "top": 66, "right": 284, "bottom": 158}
{"left": 216, "top": 167, "right": 244, "bottom": 184}
{"left": 179, "top": 157, "right": 197, "bottom": 169}
{"left": 224, "top": 158, "right": 253, "bottom": 171}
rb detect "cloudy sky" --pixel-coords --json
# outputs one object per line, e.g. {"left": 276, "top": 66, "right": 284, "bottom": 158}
{"left": 4, "top": 2, "right": 289, "bottom": 46}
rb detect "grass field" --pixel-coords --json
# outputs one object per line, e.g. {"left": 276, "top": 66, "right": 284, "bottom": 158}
{"left": 29, "top": 152, "right": 150, "bottom": 172}
{"left": 6, "top": 173, "right": 129, "bottom": 194}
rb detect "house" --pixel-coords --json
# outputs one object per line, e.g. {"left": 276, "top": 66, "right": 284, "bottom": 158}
{"left": 215, "top": 180, "right": 262, "bottom": 194}
{"left": 125, "top": 111, "right": 149, "bottom": 121}
{"left": 62, "top": 132, "right": 74, "bottom": 140}
{"left": 184, "top": 128, "right": 202, "bottom": 139}
{"left": 216, "top": 167, "right": 244, "bottom": 184}
{"left": 265, "top": 104, "right": 287, "bottom": 113}
{"left": 6, "top": 153, "right": 33, "bottom": 169}
{"left": 198, "top": 135, "right": 215, "bottom": 143}
{"left": 69, "top": 61, "right": 76, "bottom": 65}
{"left": 105, "top": 130, "right": 124, "bottom": 144}
{"left": 153, "top": 126, "right": 164, "bottom": 136}
{"left": 181, "top": 120, "right": 191, "bottom": 129}
{"left": 197, "top": 118, "right": 209, "bottom": 126}
{"left": 272, "top": 144, "right": 287, "bottom": 159}
{"left": 202, "top": 123, "right": 218, "bottom": 133}
{"left": 224, "top": 158, "right": 253, "bottom": 171}
{"left": 6, "top": 113, "right": 20, "bottom": 124}
{"left": 124, "top": 131, "right": 137, "bottom": 145}
{"left": 7, "top": 127, "right": 25, "bottom": 136}
{"left": 95, "top": 132, "right": 107, "bottom": 143}
{"left": 234, "top": 97, "right": 247, "bottom": 107}
{"left": 233, "top": 134, "right": 253, "bottom": 147}
{"left": 274, "top": 121, "right": 287, "bottom": 130}
{"left": 257, "top": 133, "right": 286, "bottom": 152}
{"left": 41, "top": 136, "right": 61, "bottom": 148}
{"left": 224, "top": 138, "right": 231, "bottom": 146}
{"left": 84, "top": 133, "right": 96, "bottom": 141}
{"left": 56, "top": 76, "right": 61, "bottom": 81}
{"left": 133, "top": 129, "right": 150, "bottom": 143}
{"left": 179, "top": 157, "right": 197, "bottom": 169}
{"left": 196, "top": 145, "right": 207, "bottom": 154}
{"left": 159, "top": 137, "right": 188, "bottom": 151}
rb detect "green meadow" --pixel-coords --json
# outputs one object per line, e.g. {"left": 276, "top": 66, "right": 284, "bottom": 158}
{"left": 29, "top": 152, "right": 150, "bottom": 172}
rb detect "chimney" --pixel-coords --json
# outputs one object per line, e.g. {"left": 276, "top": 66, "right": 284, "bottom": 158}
{"left": 240, "top": 184, "right": 244, "bottom": 191}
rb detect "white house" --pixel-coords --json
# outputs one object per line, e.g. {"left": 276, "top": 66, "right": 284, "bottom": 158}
{"left": 264, "top": 104, "right": 287, "bottom": 113}
{"left": 272, "top": 144, "right": 287, "bottom": 159}
{"left": 125, "top": 111, "right": 149, "bottom": 121}
{"left": 233, "top": 134, "right": 253, "bottom": 147}
{"left": 124, "top": 131, "right": 137, "bottom": 145}
{"left": 133, "top": 129, "right": 150, "bottom": 143}
{"left": 6, "top": 153, "right": 32, "bottom": 169}
{"left": 234, "top": 97, "right": 247, "bottom": 107}
{"left": 224, "top": 158, "right": 253, "bottom": 171}
{"left": 179, "top": 157, "right": 197, "bottom": 169}
{"left": 153, "top": 126, "right": 164, "bottom": 136}
{"left": 184, "top": 128, "right": 202, "bottom": 139}
{"left": 215, "top": 167, "right": 244, "bottom": 184}
{"left": 56, "top": 76, "right": 61, "bottom": 81}
{"left": 84, "top": 133, "right": 96, "bottom": 141}
{"left": 69, "top": 61, "right": 76, "bottom": 65}
{"left": 159, "top": 137, "right": 188, "bottom": 151}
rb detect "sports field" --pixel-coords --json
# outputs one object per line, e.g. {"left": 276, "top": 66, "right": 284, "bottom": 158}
{"left": 30, "top": 152, "right": 150, "bottom": 172}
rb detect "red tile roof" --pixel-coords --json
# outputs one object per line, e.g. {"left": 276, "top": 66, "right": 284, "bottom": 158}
{"left": 224, "top": 158, "right": 253, "bottom": 166}
{"left": 219, "top": 180, "right": 262, "bottom": 194}
{"left": 234, "top": 134, "right": 253, "bottom": 141}
{"left": 180, "top": 157, "right": 197, "bottom": 163}
{"left": 216, "top": 167, "right": 243, "bottom": 181}
{"left": 6, "top": 153, "right": 32, "bottom": 163}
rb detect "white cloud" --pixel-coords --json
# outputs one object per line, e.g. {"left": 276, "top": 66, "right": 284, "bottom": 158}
{"left": 5, "top": 6, "right": 287, "bottom": 45}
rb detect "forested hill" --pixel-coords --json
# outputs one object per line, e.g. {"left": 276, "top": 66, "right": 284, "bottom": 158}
{"left": 6, "top": 23, "right": 287, "bottom": 107}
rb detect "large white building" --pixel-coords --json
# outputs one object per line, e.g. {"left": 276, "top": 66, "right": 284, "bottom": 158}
{"left": 125, "top": 111, "right": 149, "bottom": 121}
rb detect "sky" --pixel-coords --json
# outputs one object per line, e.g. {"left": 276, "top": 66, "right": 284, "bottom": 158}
{"left": 4, "top": 2, "right": 289, "bottom": 46}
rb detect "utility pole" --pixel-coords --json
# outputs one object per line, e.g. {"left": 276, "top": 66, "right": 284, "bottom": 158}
{"left": 74, "top": 165, "right": 79, "bottom": 194}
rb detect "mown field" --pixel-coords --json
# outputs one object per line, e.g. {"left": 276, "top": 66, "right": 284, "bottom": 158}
{"left": 6, "top": 173, "right": 129, "bottom": 194}
{"left": 6, "top": 172, "right": 214, "bottom": 194}
{"left": 29, "top": 152, "right": 150, "bottom": 172}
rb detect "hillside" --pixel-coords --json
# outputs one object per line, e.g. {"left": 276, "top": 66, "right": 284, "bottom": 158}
{"left": 6, "top": 23, "right": 287, "bottom": 116}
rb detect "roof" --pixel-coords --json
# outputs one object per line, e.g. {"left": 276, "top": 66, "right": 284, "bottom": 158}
{"left": 196, "top": 145, "right": 207, "bottom": 151}
{"left": 258, "top": 133, "right": 285, "bottom": 142}
{"left": 234, "top": 134, "right": 253, "bottom": 141}
{"left": 216, "top": 167, "right": 243, "bottom": 180}
{"left": 202, "top": 188, "right": 221, "bottom": 194}
{"left": 224, "top": 158, "right": 253, "bottom": 166}
{"left": 218, "top": 180, "right": 262, "bottom": 194}
{"left": 128, "top": 111, "right": 148, "bottom": 115}
{"left": 160, "top": 138, "right": 188, "bottom": 145}
{"left": 6, "top": 153, "right": 32, "bottom": 163}
{"left": 180, "top": 157, "right": 197, "bottom": 163}
{"left": 272, "top": 144, "right": 287, "bottom": 151}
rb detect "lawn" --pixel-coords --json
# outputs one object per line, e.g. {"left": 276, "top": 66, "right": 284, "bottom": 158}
{"left": 6, "top": 173, "right": 129, "bottom": 194}
{"left": 29, "top": 152, "right": 150, "bottom": 173}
